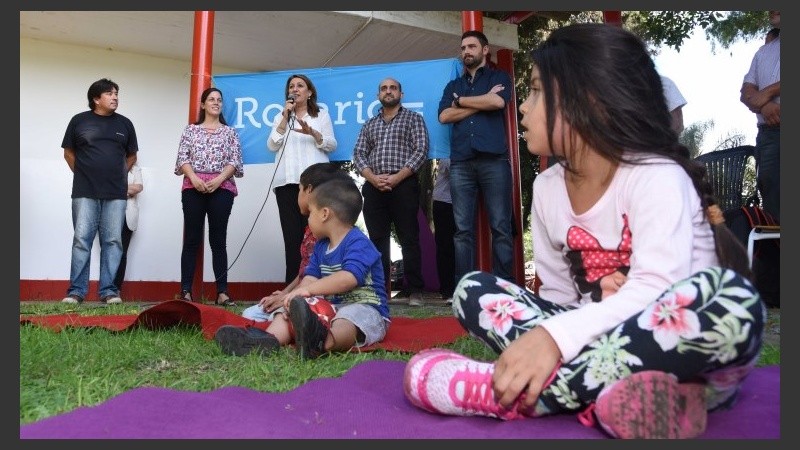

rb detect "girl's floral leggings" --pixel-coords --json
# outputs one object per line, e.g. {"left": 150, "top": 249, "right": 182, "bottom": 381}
{"left": 452, "top": 267, "right": 766, "bottom": 416}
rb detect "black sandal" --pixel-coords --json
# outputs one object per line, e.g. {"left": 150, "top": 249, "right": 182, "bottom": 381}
{"left": 180, "top": 290, "right": 193, "bottom": 302}
{"left": 216, "top": 292, "right": 236, "bottom": 307}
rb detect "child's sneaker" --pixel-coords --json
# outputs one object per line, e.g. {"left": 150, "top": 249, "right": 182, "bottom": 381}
{"left": 403, "top": 348, "right": 526, "bottom": 420}
{"left": 214, "top": 325, "right": 280, "bottom": 356}
{"left": 289, "top": 296, "right": 329, "bottom": 360}
{"left": 593, "top": 370, "right": 707, "bottom": 439}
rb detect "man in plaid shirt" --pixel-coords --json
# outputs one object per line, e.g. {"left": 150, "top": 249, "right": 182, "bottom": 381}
{"left": 353, "top": 77, "right": 430, "bottom": 306}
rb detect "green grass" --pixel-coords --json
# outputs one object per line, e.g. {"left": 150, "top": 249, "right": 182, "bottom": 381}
{"left": 758, "top": 343, "right": 780, "bottom": 366}
{"left": 19, "top": 302, "right": 494, "bottom": 425}
{"left": 19, "top": 301, "right": 779, "bottom": 425}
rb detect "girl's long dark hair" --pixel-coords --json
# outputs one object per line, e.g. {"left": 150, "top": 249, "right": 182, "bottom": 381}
{"left": 532, "top": 23, "right": 751, "bottom": 280}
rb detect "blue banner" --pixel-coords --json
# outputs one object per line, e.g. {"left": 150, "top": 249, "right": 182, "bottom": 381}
{"left": 213, "top": 58, "right": 462, "bottom": 164}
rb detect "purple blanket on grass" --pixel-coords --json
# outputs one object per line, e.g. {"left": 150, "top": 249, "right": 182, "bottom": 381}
{"left": 21, "top": 361, "right": 779, "bottom": 439}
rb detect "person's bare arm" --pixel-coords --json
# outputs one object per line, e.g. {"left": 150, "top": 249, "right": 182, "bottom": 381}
{"left": 204, "top": 164, "right": 236, "bottom": 192}
{"left": 386, "top": 167, "right": 415, "bottom": 189}
{"left": 126, "top": 153, "right": 137, "bottom": 172}
{"left": 740, "top": 83, "right": 760, "bottom": 113}
{"left": 280, "top": 271, "right": 358, "bottom": 308}
{"left": 741, "top": 81, "right": 780, "bottom": 113}
{"left": 179, "top": 163, "right": 207, "bottom": 193}
{"left": 300, "top": 270, "right": 358, "bottom": 297}
{"left": 127, "top": 183, "right": 143, "bottom": 197}
{"left": 259, "top": 274, "right": 302, "bottom": 312}
{"left": 761, "top": 81, "right": 780, "bottom": 99}
{"left": 761, "top": 101, "right": 781, "bottom": 126}
{"left": 63, "top": 148, "right": 76, "bottom": 172}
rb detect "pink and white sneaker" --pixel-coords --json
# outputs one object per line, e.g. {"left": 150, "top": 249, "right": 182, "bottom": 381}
{"left": 593, "top": 370, "right": 707, "bottom": 439}
{"left": 403, "top": 348, "right": 527, "bottom": 420}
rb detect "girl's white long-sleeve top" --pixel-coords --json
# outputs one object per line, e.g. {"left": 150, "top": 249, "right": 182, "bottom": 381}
{"left": 532, "top": 158, "right": 718, "bottom": 362}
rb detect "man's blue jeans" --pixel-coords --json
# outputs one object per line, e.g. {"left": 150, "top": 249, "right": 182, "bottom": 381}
{"left": 755, "top": 126, "right": 780, "bottom": 221}
{"left": 450, "top": 156, "right": 514, "bottom": 285}
{"left": 67, "top": 198, "right": 126, "bottom": 299}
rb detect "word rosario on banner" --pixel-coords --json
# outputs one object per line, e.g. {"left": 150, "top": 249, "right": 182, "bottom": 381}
{"left": 231, "top": 93, "right": 425, "bottom": 129}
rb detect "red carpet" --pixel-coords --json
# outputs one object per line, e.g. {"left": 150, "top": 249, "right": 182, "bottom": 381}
{"left": 19, "top": 300, "right": 467, "bottom": 352}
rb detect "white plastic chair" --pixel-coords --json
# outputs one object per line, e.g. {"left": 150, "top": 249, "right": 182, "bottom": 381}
{"left": 747, "top": 225, "right": 780, "bottom": 269}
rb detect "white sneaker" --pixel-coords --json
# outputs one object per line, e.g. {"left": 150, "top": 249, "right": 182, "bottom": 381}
{"left": 101, "top": 295, "right": 123, "bottom": 304}
{"left": 445, "top": 298, "right": 453, "bottom": 305}
{"left": 408, "top": 292, "right": 424, "bottom": 307}
{"left": 61, "top": 294, "right": 83, "bottom": 304}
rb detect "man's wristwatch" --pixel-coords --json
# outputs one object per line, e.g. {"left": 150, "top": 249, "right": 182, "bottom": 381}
{"left": 454, "top": 96, "right": 462, "bottom": 108}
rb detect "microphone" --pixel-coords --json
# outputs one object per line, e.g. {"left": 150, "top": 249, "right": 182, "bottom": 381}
{"left": 285, "top": 94, "right": 296, "bottom": 117}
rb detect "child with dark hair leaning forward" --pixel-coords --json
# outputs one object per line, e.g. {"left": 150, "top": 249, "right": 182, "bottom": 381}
{"left": 240, "top": 162, "right": 353, "bottom": 322}
{"left": 403, "top": 23, "right": 765, "bottom": 439}
{"left": 216, "top": 177, "right": 390, "bottom": 359}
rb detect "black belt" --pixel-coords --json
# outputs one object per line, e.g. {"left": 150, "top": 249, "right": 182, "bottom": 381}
{"left": 758, "top": 124, "right": 780, "bottom": 130}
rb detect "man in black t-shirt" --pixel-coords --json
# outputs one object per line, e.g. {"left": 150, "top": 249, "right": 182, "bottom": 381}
{"left": 61, "top": 78, "right": 138, "bottom": 304}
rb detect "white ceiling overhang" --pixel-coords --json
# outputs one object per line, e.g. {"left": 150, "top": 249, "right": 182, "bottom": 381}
{"left": 20, "top": 11, "right": 520, "bottom": 72}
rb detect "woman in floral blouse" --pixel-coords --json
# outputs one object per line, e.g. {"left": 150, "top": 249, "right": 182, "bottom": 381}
{"left": 174, "top": 87, "right": 243, "bottom": 306}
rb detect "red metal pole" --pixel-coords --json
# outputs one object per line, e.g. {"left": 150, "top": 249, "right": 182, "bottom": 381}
{"left": 188, "top": 11, "right": 215, "bottom": 299}
{"left": 460, "top": 11, "right": 492, "bottom": 274}
{"left": 461, "top": 11, "right": 483, "bottom": 32}
{"left": 497, "top": 49, "right": 525, "bottom": 286}
{"left": 603, "top": 11, "right": 622, "bottom": 27}
{"left": 189, "top": 11, "right": 215, "bottom": 123}
{"left": 539, "top": 156, "right": 549, "bottom": 172}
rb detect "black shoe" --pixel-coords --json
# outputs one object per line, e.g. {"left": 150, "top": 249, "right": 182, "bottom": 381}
{"left": 179, "top": 290, "right": 193, "bottom": 302}
{"left": 215, "top": 291, "right": 236, "bottom": 307}
{"left": 214, "top": 325, "right": 280, "bottom": 356}
{"left": 289, "top": 296, "right": 328, "bottom": 360}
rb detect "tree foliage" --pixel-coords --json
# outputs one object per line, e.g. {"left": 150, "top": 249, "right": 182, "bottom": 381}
{"left": 680, "top": 119, "right": 715, "bottom": 159}
{"left": 624, "top": 11, "right": 771, "bottom": 53}
{"left": 625, "top": 11, "right": 721, "bottom": 51}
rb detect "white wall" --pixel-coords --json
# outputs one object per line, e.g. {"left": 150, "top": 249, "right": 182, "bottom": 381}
{"left": 20, "top": 38, "right": 288, "bottom": 285}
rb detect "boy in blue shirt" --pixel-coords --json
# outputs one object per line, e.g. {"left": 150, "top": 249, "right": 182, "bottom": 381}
{"left": 216, "top": 177, "right": 390, "bottom": 359}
